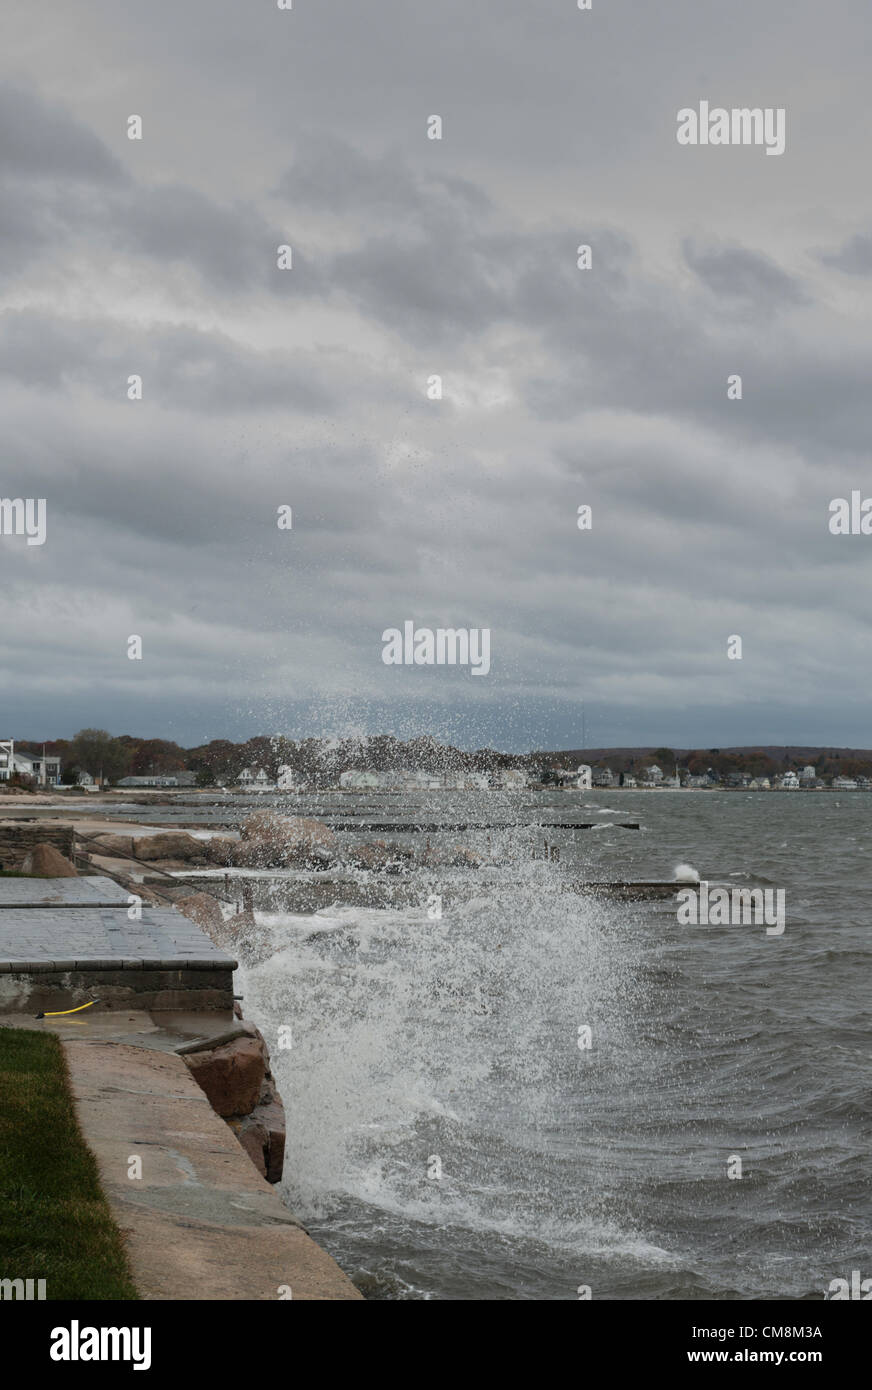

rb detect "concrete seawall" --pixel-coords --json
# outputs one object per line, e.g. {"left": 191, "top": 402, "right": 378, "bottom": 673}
{"left": 0, "top": 870, "right": 363, "bottom": 1301}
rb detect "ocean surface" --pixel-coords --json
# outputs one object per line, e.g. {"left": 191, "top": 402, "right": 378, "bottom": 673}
{"left": 93, "top": 788, "right": 872, "bottom": 1299}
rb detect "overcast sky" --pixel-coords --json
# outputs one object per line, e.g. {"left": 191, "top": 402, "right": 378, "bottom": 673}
{"left": 2, "top": 0, "right": 871, "bottom": 751}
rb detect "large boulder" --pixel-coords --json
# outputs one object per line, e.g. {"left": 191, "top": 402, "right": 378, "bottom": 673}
{"left": 253, "top": 1099, "right": 286, "bottom": 1183}
{"left": 235, "top": 813, "right": 336, "bottom": 867}
{"left": 222, "top": 908, "right": 273, "bottom": 966}
{"left": 176, "top": 892, "right": 225, "bottom": 934}
{"left": 134, "top": 832, "right": 208, "bottom": 862}
{"left": 184, "top": 1036, "right": 265, "bottom": 1117}
{"left": 21, "top": 843, "right": 78, "bottom": 877}
{"left": 229, "top": 1114, "right": 270, "bottom": 1177}
{"left": 224, "top": 907, "right": 257, "bottom": 936}
{"left": 225, "top": 1089, "right": 286, "bottom": 1182}
{"left": 88, "top": 833, "right": 137, "bottom": 858}
{"left": 198, "top": 836, "right": 237, "bottom": 866}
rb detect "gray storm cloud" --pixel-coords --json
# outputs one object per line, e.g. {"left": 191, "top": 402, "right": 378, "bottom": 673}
{"left": 1, "top": 1, "right": 871, "bottom": 748}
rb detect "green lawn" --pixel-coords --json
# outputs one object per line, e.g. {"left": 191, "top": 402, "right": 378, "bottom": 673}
{"left": 0, "top": 1028, "right": 139, "bottom": 1299}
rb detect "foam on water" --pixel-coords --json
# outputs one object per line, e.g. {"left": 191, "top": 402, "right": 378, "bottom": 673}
{"left": 238, "top": 839, "right": 653, "bottom": 1273}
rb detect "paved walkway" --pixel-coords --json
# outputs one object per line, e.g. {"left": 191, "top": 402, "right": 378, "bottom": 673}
{"left": 1, "top": 1013, "right": 362, "bottom": 1301}
{"left": 0, "top": 875, "right": 235, "bottom": 972}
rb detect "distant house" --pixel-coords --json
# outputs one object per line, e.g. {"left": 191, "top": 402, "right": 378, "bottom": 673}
{"left": 575, "top": 764, "right": 592, "bottom": 790}
{"left": 592, "top": 768, "right": 615, "bottom": 788}
{"left": 832, "top": 776, "right": 858, "bottom": 790}
{"left": 0, "top": 742, "right": 62, "bottom": 785}
{"left": 16, "top": 750, "right": 62, "bottom": 785}
{"left": 621, "top": 773, "right": 637, "bottom": 788}
{"left": 799, "top": 765, "right": 817, "bottom": 786}
{"left": 339, "top": 770, "right": 381, "bottom": 790}
{"left": 554, "top": 767, "right": 582, "bottom": 788}
{"left": 778, "top": 771, "right": 800, "bottom": 789}
{"left": 645, "top": 764, "right": 664, "bottom": 784}
{"left": 277, "top": 765, "right": 303, "bottom": 791}
{"left": 748, "top": 777, "right": 771, "bottom": 790}
{"left": 237, "top": 767, "right": 272, "bottom": 788}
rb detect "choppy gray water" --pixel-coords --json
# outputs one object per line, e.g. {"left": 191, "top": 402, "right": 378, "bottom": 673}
{"left": 208, "top": 790, "right": 867, "bottom": 1299}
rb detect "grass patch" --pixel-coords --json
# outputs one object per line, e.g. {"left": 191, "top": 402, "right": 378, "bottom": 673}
{"left": 0, "top": 1028, "right": 138, "bottom": 1299}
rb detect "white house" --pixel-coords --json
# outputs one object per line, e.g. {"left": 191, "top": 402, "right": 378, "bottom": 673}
{"left": 277, "top": 764, "right": 304, "bottom": 791}
{"left": 238, "top": 767, "right": 272, "bottom": 788}
{"left": 339, "top": 769, "right": 381, "bottom": 790}
{"left": 0, "top": 742, "right": 62, "bottom": 786}
{"left": 778, "top": 771, "right": 800, "bottom": 789}
{"left": 576, "top": 764, "right": 592, "bottom": 790}
{"left": 832, "top": 776, "right": 858, "bottom": 790}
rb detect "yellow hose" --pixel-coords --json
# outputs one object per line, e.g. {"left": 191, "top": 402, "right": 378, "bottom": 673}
{"left": 36, "top": 999, "right": 100, "bottom": 1018}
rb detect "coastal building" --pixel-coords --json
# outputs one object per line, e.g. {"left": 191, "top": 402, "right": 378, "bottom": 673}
{"left": 277, "top": 765, "right": 304, "bottom": 791}
{"left": 237, "top": 767, "right": 272, "bottom": 788}
{"left": 339, "top": 770, "right": 382, "bottom": 790}
{"left": 800, "top": 765, "right": 817, "bottom": 787}
{"left": 576, "top": 764, "right": 592, "bottom": 790}
{"left": 0, "top": 742, "right": 62, "bottom": 785}
{"left": 592, "top": 768, "right": 615, "bottom": 787}
{"left": 777, "top": 771, "right": 800, "bottom": 790}
{"left": 554, "top": 767, "right": 584, "bottom": 788}
{"left": 748, "top": 777, "right": 771, "bottom": 790}
{"left": 621, "top": 773, "right": 637, "bottom": 788}
{"left": 832, "top": 776, "right": 858, "bottom": 790}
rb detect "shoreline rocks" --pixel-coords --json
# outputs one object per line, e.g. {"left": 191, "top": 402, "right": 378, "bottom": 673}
{"left": 232, "top": 812, "right": 336, "bottom": 868}
{"left": 181, "top": 1018, "right": 287, "bottom": 1185}
{"left": 21, "top": 842, "right": 79, "bottom": 876}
